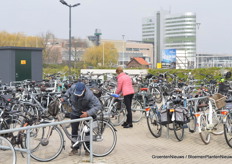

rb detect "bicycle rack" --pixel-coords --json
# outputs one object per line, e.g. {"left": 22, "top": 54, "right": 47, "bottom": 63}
{"left": 0, "top": 117, "right": 93, "bottom": 164}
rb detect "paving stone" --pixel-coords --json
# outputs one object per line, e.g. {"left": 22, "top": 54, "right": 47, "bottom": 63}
{"left": 15, "top": 117, "right": 232, "bottom": 164}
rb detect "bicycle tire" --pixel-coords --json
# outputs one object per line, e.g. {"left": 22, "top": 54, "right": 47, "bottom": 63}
{"left": 224, "top": 115, "right": 232, "bottom": 148}
{"left": 0, "top": 118, "right": 22, "bottom": 144}
{"left": 146, "top": 109, "right": 162, "bottom": 138}
{"left": 26, "top": 124, "right": 65, "bottom": 162}
{"left": 199, "top": 114, "right": 211, "bottom": 144}
{"left": 173, "top": 122, "right": 184, "bottom": 141}
{"left": 187, "top": 102, "right": 197, "bottom": 133}
{"left": 0, "top": 120, "right": 11, "bottom": 138}
{"left": 110, "top": 103, "right": 127, "bottom": 126}
{"left": 82, "top": 120, "right": 117, "bottom": 157}
{"left": 188, "top": 114, "right": 197, "bottom": 133}
{"left": 0, "top": 136, "right": 16, "bottom": 164}
{"left": 211, "top": 112, "right": 224, "bottom": 135}
{"left": 131, "top": 99, "right": 143, "bottom": 122}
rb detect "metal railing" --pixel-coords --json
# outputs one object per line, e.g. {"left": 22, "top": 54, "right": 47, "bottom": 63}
{"left": 184, "top": 96, "right": 209, "bottom": 108}
{"left": 0, "top": 117, "right": 93, "bottom": 164}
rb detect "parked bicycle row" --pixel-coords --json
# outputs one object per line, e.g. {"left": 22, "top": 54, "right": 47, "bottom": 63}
{"left": 1, "top": 69, "right": 232, "bottom": 163}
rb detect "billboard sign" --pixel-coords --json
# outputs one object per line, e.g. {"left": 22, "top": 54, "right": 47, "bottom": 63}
{"left": 161, "top": 49, "right": 176, "bottom": 69}
{"left": 161, "top": 49, "right": 176, "bottom": 63}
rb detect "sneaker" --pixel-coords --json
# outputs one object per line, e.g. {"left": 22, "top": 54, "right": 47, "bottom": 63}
{"left": 123, "top": 124, "right": 133, "bottom": 128}
{"left": 121, "top": 122, "right": 128, "bottom": 127}
{"left": 69, "top": 149, "right": 79, "bottom": 156}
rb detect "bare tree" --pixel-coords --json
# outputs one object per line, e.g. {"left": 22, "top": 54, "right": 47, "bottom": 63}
{"left": 39, "top": 31, "right": 56, "bottom": 64}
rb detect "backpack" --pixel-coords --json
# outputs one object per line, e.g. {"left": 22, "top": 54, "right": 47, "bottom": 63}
{"left": 90, "top": 87, "right": 102, "bottom": 98}
{"left": 48, "top": 99, "right": 60, "bottom": 116}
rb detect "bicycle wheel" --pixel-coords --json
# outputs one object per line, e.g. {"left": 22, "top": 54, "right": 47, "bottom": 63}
{"left": 0, "top": 136, "right": 16, "bottom": 164}
{"left": 147, "top": 109, "right": 162, "bottom": 138}
{"left": 211, "top": 112, "right": 224, "bottom": 135}
{"left": 0, "top": 118, "right": 21, "bottom": 143}
{"left": 131, "top": 99, "right": 143, "bottom": 122}
{"left": 224, "top": 115, "right": 232, "bottom": 148}
{"left": 173, "top": 122, "right": 184, "bottom": 141}
{"left": 188, "top": 114, "right": 197, "bottom": 133}
{"left": 110, "top": 103, "right": 126, "bottom": 126}
{"left": 83, "top": 120, "right": 117, "bottom": 157}
{"left": 25, "top": 124, "right": 65, "bottom": 162}
{"left": 199, "top": 114, "right": 211, "bottom": 144}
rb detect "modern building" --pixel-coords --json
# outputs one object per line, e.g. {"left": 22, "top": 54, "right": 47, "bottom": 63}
{"left": 142, "top": 17, "right": 156, "bottom": 43}
{"left": 102, "top": 39, "right": 153, "bottom": 68}
{"left": 142, "top": 11, "right": 197, "bottom": 69}
{"left": 196, "top": 53, "right": 232, "bottom": 68}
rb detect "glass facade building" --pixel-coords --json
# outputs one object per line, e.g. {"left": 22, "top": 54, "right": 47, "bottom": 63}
{"left": 142, "top": 11, "right": 197, "bottom": 69}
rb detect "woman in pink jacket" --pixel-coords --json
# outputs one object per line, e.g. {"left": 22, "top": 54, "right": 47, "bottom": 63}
{"left": 115, "top": 67, "right": 135, "bottom": 128}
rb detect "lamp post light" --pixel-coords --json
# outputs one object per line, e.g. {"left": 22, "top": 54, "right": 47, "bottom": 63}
{"left": 60, "top": 0, "right": 80, "bottom": 76}
{"left": 122, "top": 35, "right": 125, "bottom": 67}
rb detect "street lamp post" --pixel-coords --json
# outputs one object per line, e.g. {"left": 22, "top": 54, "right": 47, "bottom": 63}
{"left": 102, "top": 42, "right": 105, "bottom": 66}
{"left": 122, "top": 35, "right": 125, "bottom": 67}
{"left": 60, "top": 0, "right": 80, "bottom": 76}
{"left": 196, "top": 22, "right": 201, "bottom": 69}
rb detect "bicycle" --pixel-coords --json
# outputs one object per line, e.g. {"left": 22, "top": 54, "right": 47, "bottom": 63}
{"left": 0, "top": 136, "right": 16, "bottom": 164}
{"left": 132, "top": 87, "right": 153, "bottom": 123}
{"left": 0, "top": 107, "right": 40, "bottom": 164}
{"left": 101, "top": 93, "right": 127, "bottom": 126}
{"left": 146, "top": 103, "right": 162, "bottom": 138}
{"left": 158, "top": 92, "right": 190, "bottom": 141}
{"left": 25, "top": 97, "right": 117, "bottom": 162}
{"left": 221, "top": 103, "right": 232, "bottom": 148}
{"left": 195, "top": 93, "right": 226, "bottom": 144}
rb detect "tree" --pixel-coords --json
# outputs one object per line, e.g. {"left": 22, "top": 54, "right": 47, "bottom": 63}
{"left": 38, "top": 31, "right": 62, "bottom": 64}
{"left": 83, "top": 42, "right": 118, "bottom": 67}
{"left": 0, "top": 31, "right": 61, "bottom": 64}
{"left": 71, "top": 37, "right": 88, "bottom": 69}
{"left": 0, "top": 31, "right": 43, "bottom": 47}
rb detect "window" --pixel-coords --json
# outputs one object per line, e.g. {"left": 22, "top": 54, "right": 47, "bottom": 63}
{"left": 133, "top": 48, "right": 139, "bottom": 51}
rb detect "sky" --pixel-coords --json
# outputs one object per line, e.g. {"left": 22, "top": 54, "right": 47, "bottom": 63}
{"left": 0, "top": 0, "right": 232, "bottom": 54}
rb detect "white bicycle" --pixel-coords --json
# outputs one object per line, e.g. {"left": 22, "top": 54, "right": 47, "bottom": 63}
{"left": 195, "top": 94, "right": 226, "bottom": 144}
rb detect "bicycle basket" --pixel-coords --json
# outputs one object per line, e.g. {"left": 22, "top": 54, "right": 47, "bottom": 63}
{"left": 48, "top": 99, "right": 60, "bottom": 116}
{"left": 209, "top": 93, "right": 226, "bottom": 109}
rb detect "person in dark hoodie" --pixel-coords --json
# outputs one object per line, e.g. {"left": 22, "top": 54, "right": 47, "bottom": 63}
{"left": 61, "top": 81, "right": 102, "bottom": 156}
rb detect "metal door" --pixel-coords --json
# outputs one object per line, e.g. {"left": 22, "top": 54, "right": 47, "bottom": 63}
{"left": 15, "top": 50, "right": 31, "bottom": 81}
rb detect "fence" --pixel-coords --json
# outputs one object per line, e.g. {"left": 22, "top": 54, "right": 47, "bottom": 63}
{"left": 0, "top": 117, "right": 93, "bottom": 164}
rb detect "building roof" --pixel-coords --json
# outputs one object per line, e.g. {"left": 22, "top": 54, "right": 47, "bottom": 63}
{"left": 0, "top": 46, "right": 43, "bottom": 51}
{"left": 133, "top": 57, "right": 149, "bottom": 65}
